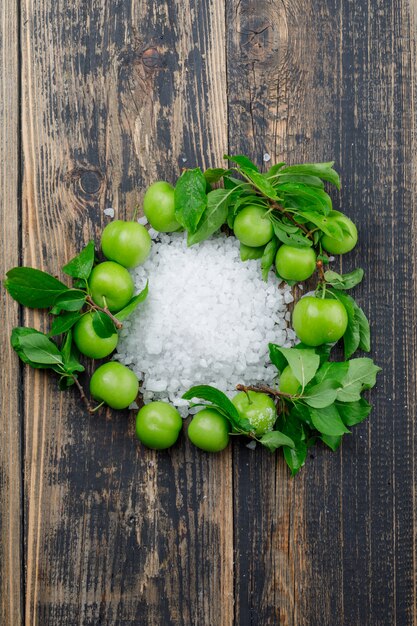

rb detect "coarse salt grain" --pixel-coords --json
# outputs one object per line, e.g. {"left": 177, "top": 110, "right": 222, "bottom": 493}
{"left": 115, "top": 233, "right": 295, "bottom": 414}
{"left": 104, "top": 207, "right": 115, "bottom": 218}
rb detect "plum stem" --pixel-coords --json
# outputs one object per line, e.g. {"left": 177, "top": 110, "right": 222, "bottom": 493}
{"left": 86, "top": 296, "right": 123, "bottom": 329}
{"left": 72, "top": 376, "right": 95, "bottom": 414}
{"left": 235, "top": 383, "right": 295, "bottom": 399}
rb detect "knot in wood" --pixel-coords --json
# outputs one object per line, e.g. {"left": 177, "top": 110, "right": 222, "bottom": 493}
{"left": 79, "top": 170, "right": 102, "bottom": 195}
{"left": 142, "top": 47, "right": 161, "bottom": 69}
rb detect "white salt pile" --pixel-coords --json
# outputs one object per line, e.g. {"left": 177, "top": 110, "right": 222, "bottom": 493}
{"left": 115, "top": 233, "right": 296, "bottom": 413}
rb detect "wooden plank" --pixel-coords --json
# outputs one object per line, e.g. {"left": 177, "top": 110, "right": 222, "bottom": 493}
{"left": 0, "top": 0, "right": 23, "bottom": 624}
{"left": 227, "top": 1, "right": 343, "bottom": 623}
{"left": 336, "top": 2, "right": 417, "bottom": 624}
{"left": 21, "top": 0, "right": 231, "bottom": 624}
{"left": 227, "top": 0, "right": 417, "bottom": 624}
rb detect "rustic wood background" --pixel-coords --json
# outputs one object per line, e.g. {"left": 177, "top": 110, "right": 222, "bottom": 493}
{"left": 1, "top": 0, "right": 416, "bottom": 624}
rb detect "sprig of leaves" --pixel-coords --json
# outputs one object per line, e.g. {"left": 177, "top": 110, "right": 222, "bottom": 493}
{"left": 5, "top": 240, "right": 149, "bottom": 407}
{"left": 183, "top": 346, "right": 380, "bottom": 475}
{"left": 182, "top": 385, "right": 295, "bottom": 452}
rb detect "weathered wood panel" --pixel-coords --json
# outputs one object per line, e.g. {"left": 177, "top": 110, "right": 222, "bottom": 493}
{"left": 227, "top": 0, "right": 417, "bottom": 624}
{"left": 0, "top": 1, "right": 22, "bottom": 624}
{"left": 4, "top": 0, "right": 415, "bottom": 624}
{"left": 21, "top": 0, "right": 232, "bottom": 624}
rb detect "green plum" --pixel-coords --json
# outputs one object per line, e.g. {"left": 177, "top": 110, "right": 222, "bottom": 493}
{"left": 187, "top": 408, "right": 230, "bottom": 452}
{"left": 90, "top": 362, "right": 139, "bottom": 410}
{"left": 292, "top": 296, "right": 348, "bottom": 346}
{"left": 279, "top": 365, "right": 301, "bottom": 395}
{"left": 275, "top": 245, "right": 317, "bottom": 281}
{"left": 136, "top": 401, "right": 182, "bottom": 449}
{"left": 89, "top": 261, "right": 134, "bottom": 312}
{"left": 233, "top": 206, "right": 274, "bottom": 247}
{"left": 73, "top": 312, "right": 118, "bottom": 359}
{"left": 232, "top": 390, "right": 277, "bottom": 436}
{"left": 321, "top": 211, "right": 358, "bottom": 254}
{"left": 143, "top": 181, "right": 180, "bottom": 232}
{"left": 101, "top": 220, "right": 152, "bottom": 268}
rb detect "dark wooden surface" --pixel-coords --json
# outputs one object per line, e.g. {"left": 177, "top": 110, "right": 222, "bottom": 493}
{"left": 1, "top": 1, "right": 416, "bottom": 624}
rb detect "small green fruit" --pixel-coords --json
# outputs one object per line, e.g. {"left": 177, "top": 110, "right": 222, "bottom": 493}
{"left": 188, "top": 408, "right": 230, "bottom": 452}
{"left": 233, "top": 206, "right": 274, "bottom": 247}
{"left": 101, "top": 220, "right": 152, "bottom": 268}
{"left": 143, "top": 181, "right": 180, "bottom": 233}
{"left": 90, "top": 362, "right": 139, "bottom": 410}
{"left": 136, "top": 401, "right": 183, "bottom": 449}
{"left": 275, "top": 245, "right": 316, "bottom": 281}
{"left": 321, "top": 211, "right": 358, "bottom": 255}
{"left": 292, "top": 296, "right": 348, "bottom": 346}
{"left": 73, "top": 313, "right": 118, "bottom": 359}
{"left": 89, "top": 261, "right": 134, "bottom": 312}
{"left": 232, "top": 390, "right": 277, "bottom": 436}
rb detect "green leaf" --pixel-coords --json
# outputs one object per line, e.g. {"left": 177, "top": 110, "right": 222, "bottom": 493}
{"left": 302, "top": 211, "right": 345, "bottom": 238}
{"left": 204, "top": 168, "right": 229, "bottom": 184}
{"left": 182, "top": 385, "right": 251, "bottom": 432}
{"left": 321, "top": 434, "right": 342, "bottom": 451}
{"left": 61, "top": 332, "right": 85, "bottom": 375}
{"left": 261, "top": 236, "right": 279, "bottom": 281}
{"left": 187, "top": 188, "right": 231, "bottom": 245}
{"left": 269, "top": 343, "right": 287, "bottom": 373}
{"left": 277, "top": 185, "right": 332, "bottom": 214}
{"left": 58, "top": 376, "right": 76, "bottom": 390}
{"left": 328, "top": 289, "right": 360, "bottom": 359}
{"left": 174, "top": 168, "right": 208, "bottom": 233}
{"left": 355, "top": 305, "right": 371, "bottom": 352}
{"left": 271, "top": 174, "right": 325, "bottom": 188}
{"left": 265, "top": 162, "right": 286, "bottom": 177}
{"left": 92, "top": 311, "right": 117, "bottom": 339}
{"left": 115, "top": 282, "right": 149, "bottom": 321}
{"left": 61, "top": 330, "right": 73, "bottom": 364}
{"left": 12, "top": 328, "right": 64, "bottom": 367}
{"left": 241, "top": 169, "right": 279, "bottom": 200}
{"left": 279, "top": 162, "right": 341, "bottom": 190}
{"left": 11, "top": 328, "right": 57, "bottom": 369}
{"left": 284, "top": 444, "right": 307, "bottom": 476}
{"left": 296, "top": 342, "right": 334, "bottom": 365}
{"left": 272, "top": 220, "right": 312, "bottom": 248}
{"left": 273, "top": 347, "right": 320, "bottom": 389}
{"left": 303, "top": 379, "right": 341, "bottom": 408}
{"left": 224, "top": 154, "right": 259, "bottom": 172}
{"left": 53, "top": 289, "right": 86, "bottom": 312}
{"left": 61, "top": 240, "right": 95, "bottom": 280}
{"left": 310, "top": 405, "right": 350, "bottom": 436}
{"left": 259, "top": 430, "right": 295, "bottom": 452}
{"left": 240, "top": 243, "right": 265, "bottom": 261}
{"left": 324, "top": 268, "right": 364, "bottom": 290}
{"left": 328, "top": 289, "right": 371, "bottom": 356}
{"left": 48, "top": 311, "right": 82, "bottom": 336}
{"left": 335, "top": 398, "right": 372, "bottom": 426}
{"left": 312, "top": 361, "right": 349, "bottom": 386}
{"left": 336, "top": 358, "right": 381, "bottom": 402}
{"left": 232, "top": 194, "right": 269, "bottom": 215}
{"left": 5, "top": 267, "right": 69, "bottom": 308}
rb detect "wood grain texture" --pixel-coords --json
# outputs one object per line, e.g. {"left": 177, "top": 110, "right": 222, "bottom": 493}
{"left": 0, "top": 0, "right": 22, "bottom": 624}
{"left": 21, "top": 0, "right": 231, "bottom": 624}
{"left": 227, "top": 0, "right": 417, "bottom": 624}
{"left": 1, "top": 0, "right": 415, "bottom": 624}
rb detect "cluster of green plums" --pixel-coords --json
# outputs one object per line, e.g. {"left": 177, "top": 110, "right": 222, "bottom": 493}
{"left": 75, "top": 179, "right": 358, "bottom": 452}
{"left": 232, "top": 203, "right": 358, "bottom": 347}
{"left": 73, "top": 218, "right": 152, "bottom": 409}
{"left": 136, "top": 389, "right": 277, "bottom": 452}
